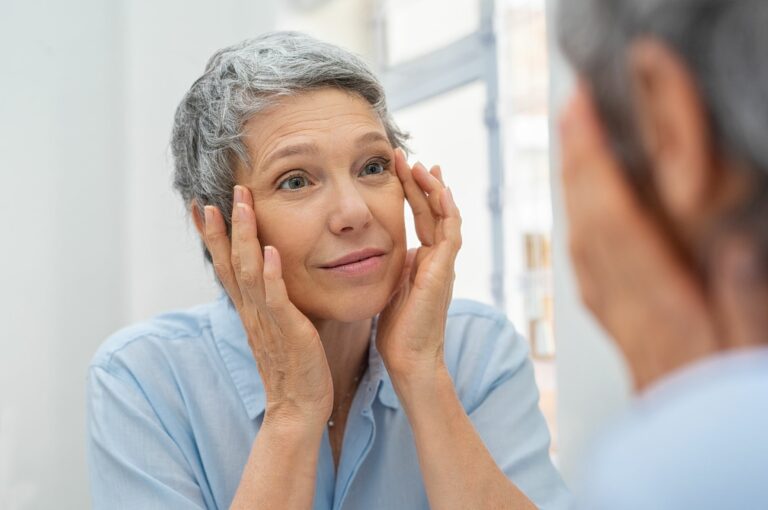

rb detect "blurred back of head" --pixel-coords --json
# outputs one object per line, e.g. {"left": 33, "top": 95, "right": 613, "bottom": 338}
{"left": 558, "top": 0, "right": 768, "bottom": 275}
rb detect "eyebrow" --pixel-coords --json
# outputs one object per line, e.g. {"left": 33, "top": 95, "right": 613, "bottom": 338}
{"left": 260, "top": 131, "right": 391, "bottom": 172}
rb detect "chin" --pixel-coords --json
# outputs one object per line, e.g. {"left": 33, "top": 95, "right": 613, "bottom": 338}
{"left": 329, "top": 290, "right": 392, "bottom": 322}
{"left": 302, "top": 285, "right": 394, "bottom": 323}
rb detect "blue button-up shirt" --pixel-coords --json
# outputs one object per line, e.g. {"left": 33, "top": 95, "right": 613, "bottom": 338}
{"left": 87, "top": 295, "right": 570, "bottom": 509}
{"left": 574, "top": 347, "right": 768, "bottom": 509}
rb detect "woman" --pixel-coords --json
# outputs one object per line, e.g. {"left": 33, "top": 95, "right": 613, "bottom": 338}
{"left": 86, "top": 32, "right": 568, "bottom": 509}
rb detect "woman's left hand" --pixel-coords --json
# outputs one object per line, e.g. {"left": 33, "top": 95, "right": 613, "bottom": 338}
{"left": 376, "top": 148, "right": 462, "bottom": 382}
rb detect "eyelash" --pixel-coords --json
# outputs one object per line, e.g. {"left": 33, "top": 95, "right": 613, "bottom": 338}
{"left": 276, "top": 157, "right": 391, "bottom": 191}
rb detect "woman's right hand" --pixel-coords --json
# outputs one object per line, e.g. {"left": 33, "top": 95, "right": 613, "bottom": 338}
{"left": 202, "top": 185, "right": 333, "bottom": 429}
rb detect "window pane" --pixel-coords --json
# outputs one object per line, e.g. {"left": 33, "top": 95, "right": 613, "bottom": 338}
{"left": 393, "top": 82, "right": 493, "bottom": 306}
{"left": 498, "top": 0, "right": 558, "bottom": 457}
{"left": 384, "top": 0, "right": 480, "bottom": 66}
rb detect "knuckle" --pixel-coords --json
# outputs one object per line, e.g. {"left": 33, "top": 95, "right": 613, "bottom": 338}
{"left": 239, "top": 270, "right": 260, "bottom": 288}
{"left": 264, "top": 291, "right": 281, "bottom": 310}
{"left": 212, "top": 261, "right": 230, "bottom": 279}
{"left": 231, "top": 252, "right": 243, "bottom": 271}
{"left": 206, "top": 230, "right": 227, "bottom": 244}
{"left": 453, "top": 232, "right": 463, "bottom": 250}
{"left": 242, "top": 314, "right": 263, "bottom": 336}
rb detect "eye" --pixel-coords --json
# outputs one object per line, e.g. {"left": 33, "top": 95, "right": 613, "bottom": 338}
{"left": 360, "top": 160, "right": 388, "bottom": 177}
{"left": 277, "top": 173, "right": 310, "bottom": 190}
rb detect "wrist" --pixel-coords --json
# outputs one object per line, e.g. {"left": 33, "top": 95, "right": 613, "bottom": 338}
{"left": 389, "top": 360, "right": 453, "bottom": 406}
{"left": 262, "top": 406, "right": 328, "bottom": 437}
{"left": 383, "top": 341, "right": 446, "bottom": 380}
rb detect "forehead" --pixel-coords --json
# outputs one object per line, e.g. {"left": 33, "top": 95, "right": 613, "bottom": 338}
{"left": 244, "top": 88, "right": 386, "bottom": 156}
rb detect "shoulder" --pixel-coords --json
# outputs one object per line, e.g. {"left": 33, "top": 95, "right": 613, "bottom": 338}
{"left": 579, "top": 353, "right": 768, "bottom": 509}
{"left": 444, "top": 299, "right": 532, "bottom": 406}
{"left": 89, "top": 301, "right": 217, "bottom": 377}
{"left": 445, "top": 298, "right": 530, "bottom": 366}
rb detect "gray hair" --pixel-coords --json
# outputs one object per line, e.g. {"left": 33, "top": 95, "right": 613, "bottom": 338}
{"left": 558, "top": 0, "right": 768, "bottom": 262}
{"left": 171, "top": 31, "right": 409, "bottom": 265}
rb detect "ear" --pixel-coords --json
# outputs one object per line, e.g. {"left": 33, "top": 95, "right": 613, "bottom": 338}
{"left": 628, "top": 38, "right": 716, "bottom": 231}
{"left": 190, "top": 201, "right": 206, "bottom": 240}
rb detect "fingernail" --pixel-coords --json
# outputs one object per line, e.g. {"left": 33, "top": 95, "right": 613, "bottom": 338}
{"left": 234, "top": 186, "right": 244, "bottom": 204}
{"left": 237, "top": 203, "right": 248, "bottom": 221}
{"left": 264, "top": 245, "right": 274, "bottom": 266}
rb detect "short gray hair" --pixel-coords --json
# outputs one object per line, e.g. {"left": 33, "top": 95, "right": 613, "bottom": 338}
{"left": 171, "top": 31, "right": 409, "bottom": 265}
{"left": 559, "top": 0, "right": 768, "bottom": 261}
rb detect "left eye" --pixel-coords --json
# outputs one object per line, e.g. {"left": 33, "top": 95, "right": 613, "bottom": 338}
{"left": 360, "top": 161, "right": 385, "bottom": 176}
{"left": 278, "top": 174, "right": 310, "bottom": 190}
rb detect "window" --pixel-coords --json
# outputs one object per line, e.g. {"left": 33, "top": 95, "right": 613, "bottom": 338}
{"left": 378, "top": 0, "right": 558, "bottom": 458}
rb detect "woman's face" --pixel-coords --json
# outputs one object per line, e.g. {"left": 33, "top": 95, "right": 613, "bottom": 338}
{"left": 237, "top": 88, "right": 407, "bottom": 322}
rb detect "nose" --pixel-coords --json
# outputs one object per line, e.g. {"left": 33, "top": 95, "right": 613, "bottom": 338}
{"left": 327, "top": 182, "right": 373, "bottom": 235}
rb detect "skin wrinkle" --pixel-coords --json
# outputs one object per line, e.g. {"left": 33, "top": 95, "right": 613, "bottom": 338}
{"left": 171, "top": 33, "right": 410, "bottom": 269}
{"left": 235, "top": 86, "right": 406, "bottom": 345}
{"left": 258, "top": 131, "right": 391, "bottom": 175}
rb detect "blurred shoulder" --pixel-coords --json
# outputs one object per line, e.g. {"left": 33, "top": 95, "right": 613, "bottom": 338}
{"left": 445, "top": 298, "right": 529, "bottom": 360}
{"left": 577, "top": 351, "right": 768, "bottom": 509}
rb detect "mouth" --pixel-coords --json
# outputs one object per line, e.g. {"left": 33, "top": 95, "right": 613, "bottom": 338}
{"left": 319, "top": 248, "right": 388, "bottom": 277}
{"left": 320, "top": 248, "right": 387, "bottom": 269}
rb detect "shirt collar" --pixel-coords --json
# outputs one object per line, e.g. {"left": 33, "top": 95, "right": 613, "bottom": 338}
{"left": 209, "top": 293, "right": 400, "bottom": 421}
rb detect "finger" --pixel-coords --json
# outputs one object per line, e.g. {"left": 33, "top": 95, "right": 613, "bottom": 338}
{"left": 203, "top": 205, "right": 244, "bottom": 309}
{"left": 410, "top": 188, "right": 461, "bottom": 288}
{"left": 412, "top": 161, "right": 445, "bottom": 218}
{"left": 436, "top": 187, "right": 462, "bottom": 263}
{"left": 429, "top": 165, "right": 445, "bottom": 186}
{"left": 231, "top": 185, "right": 266, "bottom": 304}
{"left": 400, "top": 248, "right": 418, "bottom": 287}
{"left": 413, "top": 239, "right": 458, "bottom": 302}
{"left": 395, "top": 148, "right": 436, "bottom": 246}
{"left": 262, "top": 246, "right": 298, "bottom": 327}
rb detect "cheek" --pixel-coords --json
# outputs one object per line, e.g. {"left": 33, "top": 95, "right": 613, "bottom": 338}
{"left": 370, "top": 185, "right": 406, "bottom": 242}
{"left": 254, "top": 207, "right": 318, "bottom": 275}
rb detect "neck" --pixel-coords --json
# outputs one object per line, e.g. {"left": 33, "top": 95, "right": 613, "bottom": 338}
{"left": 311, "top": 317, "right": 372, "bottom": 399}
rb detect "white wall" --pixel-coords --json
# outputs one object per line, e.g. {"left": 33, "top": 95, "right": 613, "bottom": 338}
{"left": 544, "top": 0, "right": 632, "bottom": 485}
{"left": 275, "top": 0, "right": 376, "bottom": 60}
{"left": 0, "top": 2, "right": 125, "bottom": 507}
{"left": 124, "top": 0, "right": 279, "bottom": 321}
{"left": 0, "top": 1, "right": 277, "bottom": 508}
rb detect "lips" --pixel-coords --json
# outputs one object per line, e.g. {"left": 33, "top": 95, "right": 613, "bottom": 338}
{"left": 320, "top": 248, "right": 387, "bottom": 269}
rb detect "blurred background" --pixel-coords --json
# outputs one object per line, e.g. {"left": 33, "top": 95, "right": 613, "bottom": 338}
{"left": 0, "top": 0, "right": 630, "bottom": 507}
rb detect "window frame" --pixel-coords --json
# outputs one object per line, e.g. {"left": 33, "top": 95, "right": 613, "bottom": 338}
{"left": 374, "top": 0, "right": 507, "bottom": 310}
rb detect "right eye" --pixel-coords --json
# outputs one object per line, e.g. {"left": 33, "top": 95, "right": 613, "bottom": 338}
{"left": 277, "top": 173, "right": 310, "bottom": 191}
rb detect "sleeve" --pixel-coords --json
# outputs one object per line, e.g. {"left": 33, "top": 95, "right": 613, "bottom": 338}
{"left": 457, "top": 313, "right": 572, "bottom": 510}
{"left": 86, "top": 365, "right": 208, "bottom": 510}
